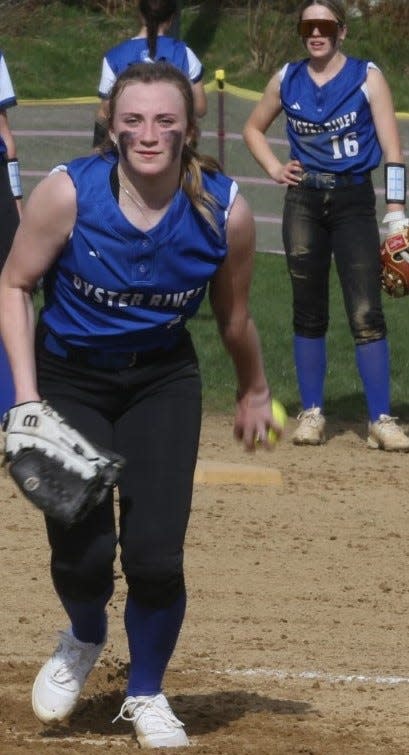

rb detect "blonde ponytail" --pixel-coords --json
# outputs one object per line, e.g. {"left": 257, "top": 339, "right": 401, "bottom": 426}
{"left": 180, "top": 145, "right": 224, "bottom": 235}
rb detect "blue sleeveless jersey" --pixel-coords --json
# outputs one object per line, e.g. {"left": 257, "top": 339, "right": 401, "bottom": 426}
{"left": 41, "top": 154, "right": 237, "bottom": 352}
{"left": 279, "top": 57, "right": 382, "bottom": 174}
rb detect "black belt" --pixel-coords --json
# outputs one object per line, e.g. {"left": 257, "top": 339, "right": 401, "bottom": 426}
{"left": 299, "top": 171, "right": 369, "bottom": 189}
{"left": 44, "top": 332, "right": 168, "bottom": 370}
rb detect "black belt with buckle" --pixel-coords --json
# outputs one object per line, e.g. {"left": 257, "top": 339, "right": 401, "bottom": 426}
{"left": 299, "top": 171, "right": 369, "bottom": 189}
{"left": 43, "top": 332, "right": 167, "bottom": 370}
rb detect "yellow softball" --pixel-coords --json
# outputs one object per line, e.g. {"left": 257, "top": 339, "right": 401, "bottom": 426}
{"left": 267, "top": 398, "right": 287, "bottom": 443}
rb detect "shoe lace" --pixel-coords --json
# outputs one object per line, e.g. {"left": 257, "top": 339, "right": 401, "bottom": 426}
{"left": 112, "top": 695, "right": 183, "bottom": 730}
{"left": 51, "top": 632, "right": 91, "bottom": 684}
{"left": 377, "top": 415, "right": 403, "bottom": 434}
{"left": 297, "top": 408, "right": 322, "bottom": 427}
{"left": 378, "top": 414, "right": 397, "bottom": 424}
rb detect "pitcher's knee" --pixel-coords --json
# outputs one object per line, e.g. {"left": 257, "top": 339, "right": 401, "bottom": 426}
{"left": 125, "top": 556, "right": 185, "bottom": 608}
{"left": 50, "top": 533, "right": 116, "bottom": 601}
{"left": 51, "top": 563, "right": 114, "bottom": 601}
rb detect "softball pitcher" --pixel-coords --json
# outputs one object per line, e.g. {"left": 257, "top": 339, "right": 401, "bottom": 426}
{"left": 0, "top": 62, "right": 279, "bottom": 749}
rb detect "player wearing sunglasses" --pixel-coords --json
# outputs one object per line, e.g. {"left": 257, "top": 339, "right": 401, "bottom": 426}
{"left": 244, "top": 0, "right": 409, "bottom": 451}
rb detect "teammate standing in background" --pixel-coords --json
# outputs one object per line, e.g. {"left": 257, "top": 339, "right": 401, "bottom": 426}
{"left": 93, "top": 0, "right": 207, "bottom": 147}
{"left": 243, "top": 0, "right": 409, "bottom": 451}
{"left": 0, "top": 49, "right": 22, "bottom": 418}
{"left": 0, "top": 61, "right": 277, "bottom": 748}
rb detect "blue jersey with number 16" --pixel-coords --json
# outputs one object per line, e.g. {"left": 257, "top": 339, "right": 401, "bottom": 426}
{"left": 279, "top": 57, "right": 382, "bottom": 174}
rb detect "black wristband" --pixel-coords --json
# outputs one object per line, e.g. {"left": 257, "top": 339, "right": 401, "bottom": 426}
{"left": 385, "top": 162, "right": 406, "bottom": 204}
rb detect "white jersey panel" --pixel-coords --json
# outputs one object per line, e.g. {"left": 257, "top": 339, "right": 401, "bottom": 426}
{"left": 97, "top": 57, "right": 118, "bottom": 99}
{"left": 0, "top": 53, "right": 16, "bottom": 109}
{"left": 185, "top": 47, "right": 203, "bottom": 83}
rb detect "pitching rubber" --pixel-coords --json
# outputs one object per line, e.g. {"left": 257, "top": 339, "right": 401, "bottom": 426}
{"left": 194, "top": 460, "right": 282, "bottom": 486}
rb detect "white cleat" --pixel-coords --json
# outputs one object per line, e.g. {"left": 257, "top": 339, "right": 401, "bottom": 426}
{"left": 113, "top": 692, "right": 189, "bottom": 748}
{"left": 292, "top": 407, "right": 326, "bottom": 446}
{"left": 32, "top": 628, "right": 105, "bottom": 723}
{"left": 367, "top": 414, "right": 409, "bottom": 452}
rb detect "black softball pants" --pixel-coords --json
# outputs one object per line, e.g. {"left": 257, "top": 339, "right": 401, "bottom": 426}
{"left": 282, "top": 179, "right": 386, "bottom": 345}
{"left": 36, "top": 332, "right": 202, "bottom": 609}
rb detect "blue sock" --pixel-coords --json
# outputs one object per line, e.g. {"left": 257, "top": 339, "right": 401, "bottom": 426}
{"left": 60, "top": 589, "right": 111, "bottom": 645}
{"left": 294, "top": 335, "right": 326, "bottom": 410}
{"left": 0, "top": 337, "right": 15, "bottom": 419}
{"left": 125, "top": 589, "right": 186, "bottom": 697}
{"left": 355, "top": 339, "right": 390, "bottom": 422}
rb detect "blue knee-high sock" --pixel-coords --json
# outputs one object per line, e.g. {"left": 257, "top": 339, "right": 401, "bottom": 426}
{"left": 125, "top": 589, "right": 186, "bottom": 697}
{"left": 355, "top": 338, "right": 390, "bottom": 422}
{"left": 294, "top": 335, "right": 326, "bottom": 410}
{"left": 0, "top": 337, "right": 15, "bottom": 418}
{"left": 60, "top": 588, "right": 112, "bottom": 645}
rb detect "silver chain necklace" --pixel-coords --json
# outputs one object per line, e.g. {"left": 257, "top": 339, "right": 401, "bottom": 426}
{"left": 118, "top": 167, "right": 151, "bottom": 222}
{"left": 119, "top": 181, "right": 149, "bottom": 211}
{"left": 117, "top": 165, "right": 171, "bottom": 225}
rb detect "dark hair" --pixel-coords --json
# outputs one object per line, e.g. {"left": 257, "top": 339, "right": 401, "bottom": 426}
{"left": 105, "top": 61, "right": 222, "bottom": 232}
{"left": 298, "top": 0, "right": 346, "bottom": 25}
{"left": 139, "top": 0, "right": 177, "bottom": 59}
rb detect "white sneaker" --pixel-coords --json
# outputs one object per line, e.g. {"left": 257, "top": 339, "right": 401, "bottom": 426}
{"left": 113, "top": 692, "right": 189, "bottom": 748}
{"left": 32, "top": 628, "right": 106, "bottom": 723}
{"left": 367, "top": 414, "right": 409, "bottom": 452}
{"left": 292, "top": 407, "right": 326, "bottom": 445}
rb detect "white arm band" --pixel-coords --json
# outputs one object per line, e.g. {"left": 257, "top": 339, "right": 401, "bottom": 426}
{"left": 7, "top": 158, "right": 23, "bottom": 199}
{"left": 385, "top": 162, "right": 406, "bottom": 204}
{"left": 383, "top": 209, "right": 409, "bottom": 233}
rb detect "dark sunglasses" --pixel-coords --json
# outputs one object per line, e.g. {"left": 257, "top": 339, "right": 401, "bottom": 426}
{"left": 297, "top": 19, "right": 343, "bottom": 38}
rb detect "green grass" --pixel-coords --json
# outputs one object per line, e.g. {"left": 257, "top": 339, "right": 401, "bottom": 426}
{"left": 1, "top": 2, "right": 409, "bottom": 108}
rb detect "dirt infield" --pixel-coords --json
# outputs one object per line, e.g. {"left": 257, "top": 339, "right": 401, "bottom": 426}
{"left": 1, "top": 412, "right": 409, "bottom": 754}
